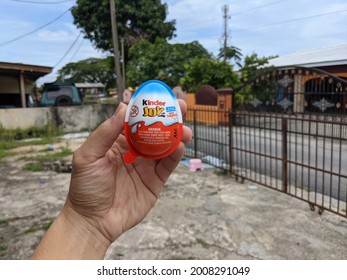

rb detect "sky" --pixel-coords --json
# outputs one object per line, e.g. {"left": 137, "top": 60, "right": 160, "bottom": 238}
{"left": 1, "top": 0, "right": 347, "bottom": 84}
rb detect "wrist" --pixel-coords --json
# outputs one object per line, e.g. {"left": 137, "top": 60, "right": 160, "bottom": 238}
{"left": 32, "top": 204, "right": 111, "bottom": 260}
{"left": 60, "top": 204, "right": 112, "bottom": 259}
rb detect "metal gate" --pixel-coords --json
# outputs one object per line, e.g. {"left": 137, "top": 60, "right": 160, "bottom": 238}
{"left": 184, "top": 66, "right": 347, "bottom": 218}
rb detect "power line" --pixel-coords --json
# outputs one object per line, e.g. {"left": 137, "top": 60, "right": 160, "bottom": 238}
{"left": 54, "top": 32, "right": 81, "bottom": 68}
{"left": 233, "top": 8, "right": 347, "bottom": 33}
{"left": 0, "top": 8, "right": 71, "bottom": 47}
{"left": 232, "top": 0, "right": 289, "bottom": 16}
{"left": 68, "top": 37, "right": 84, "bottom": 63}
{"left": 8, "top": 0, "right": 72, "bottom": 4}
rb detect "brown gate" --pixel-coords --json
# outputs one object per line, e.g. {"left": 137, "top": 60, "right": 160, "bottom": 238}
{"left": 230, "top": 66, "right": 347, "bottom": 217}
{"left": 184, "top": 66, "right": 347, "bottom": 218}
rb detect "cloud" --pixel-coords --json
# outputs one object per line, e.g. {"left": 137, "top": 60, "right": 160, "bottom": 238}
{"left": 34, "top": 29, "right": 77, "bottom": 42}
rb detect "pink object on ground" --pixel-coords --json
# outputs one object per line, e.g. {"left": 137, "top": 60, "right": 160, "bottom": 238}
{"left": 189, "top": 159, "right": 203, "bottom": 172}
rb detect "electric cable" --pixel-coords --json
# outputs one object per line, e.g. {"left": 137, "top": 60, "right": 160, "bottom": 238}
{"left": 54, "top": 32, "right": 81, "bottom": 68}
{"left": 233, "top": 8, "right": 347, "bottom": 33}
{"left": 0, "top": 8, "right": 72, "bottom": 47}
{"left": 68, "top": 36, "right": 84, "bottom": 63}
{"left": 232, "top": 0, "right": 289, "bottom": 16}
{"left": 69, "top": 37, "right": 84, "bottom": 62}
{"left": 8, "top": 0, "right": 72, "bottom": 4}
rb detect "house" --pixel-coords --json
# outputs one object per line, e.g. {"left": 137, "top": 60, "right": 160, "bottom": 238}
{"left": 267, "top": 44, "right": 347, "bottom": 114}
{"left": 0, "top": 61, "right": 52, "bottom": 108}
{"left": 269, "top": 44, "right": 347, "bottom": 78}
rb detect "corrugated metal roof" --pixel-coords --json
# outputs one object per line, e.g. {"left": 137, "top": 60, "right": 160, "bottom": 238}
{"left": 74, "top": 82, "right": 105, "bottom": 88}
{"left": 268, "top": 44, "right": 347, "bottom": 67}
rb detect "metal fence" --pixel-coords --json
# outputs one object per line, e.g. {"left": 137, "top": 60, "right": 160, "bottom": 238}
{"left": 184, "top": 107, "right": 231, "bottom": 169}
{"left": 184, "top": 108, "right": 347, "bottom": 218}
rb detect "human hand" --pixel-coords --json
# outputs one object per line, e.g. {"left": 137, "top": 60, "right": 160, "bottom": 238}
{"left": 59, "top": 100, "right": 191, "bottom": 257}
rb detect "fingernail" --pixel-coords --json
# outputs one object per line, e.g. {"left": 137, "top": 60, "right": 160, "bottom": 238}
{"left": 113, "top": 102, "right": 126, "bottom": 118}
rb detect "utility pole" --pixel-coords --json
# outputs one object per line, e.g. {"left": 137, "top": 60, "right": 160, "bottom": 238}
{"left": 121, "top": 37, "right": 126, "bottom": 87}
{"left": 110, "top": 0, "right": 124, "bottom": 101}
{"left": 222, "top": 5, "right": 230, "bottom": 63}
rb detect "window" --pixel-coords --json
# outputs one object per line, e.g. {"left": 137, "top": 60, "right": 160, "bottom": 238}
{"left": 47, "top": 87, "right": 73, "bottom": 99}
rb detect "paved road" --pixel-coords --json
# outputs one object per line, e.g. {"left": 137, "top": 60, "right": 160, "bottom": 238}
{"left": 185, "top": 123, "right": 347, "bottom": 202}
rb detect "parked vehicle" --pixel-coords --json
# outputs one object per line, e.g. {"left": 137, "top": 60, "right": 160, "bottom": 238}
{"left": 40, "top": 83, "right": 83, "bottom": 107}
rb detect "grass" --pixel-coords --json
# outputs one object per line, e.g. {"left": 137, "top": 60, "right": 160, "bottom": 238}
{"left": 99, "top": 98, "right": 120, "bottom": 105}
{"left": 196, "top": 238, "right": 210, "bottom": 248}
{"left": 41, "top": 218, "right": 54, "bottom": 230}
{"left": 0, "top": 219, "right": 9, "bottom": 226}
{"left": 0, "top": 150, "right": 16, "bottom": 159}
{"left": 214, "top": 169, "right": 229, "bottom": 176}
{"left": 0, "top": 243, "right": 7, "bottom": 251}
{"left": 22, "top": 147, "right": 73, "bottom": 172}
{"left": 24, "top": 162, "right": 45, "bottom": 172}
{"left": 0, "top": 125, "right": 62, "bottom": 159}
{"left": 21, "top": 146, "right": 73, "bottom": 162}
{"left": 24, "top": 218, "right": 55, "bottom": 234}
{"left": 24, "top": 226, "right": 38, "bottom": 234}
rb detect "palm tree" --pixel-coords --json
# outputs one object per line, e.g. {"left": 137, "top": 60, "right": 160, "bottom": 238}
{"left": 218, "top": 45, "right": 243, "bottom": 68}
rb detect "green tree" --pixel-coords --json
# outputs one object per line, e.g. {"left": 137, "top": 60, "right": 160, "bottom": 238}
{"left": 241, "top": 52, "right": 277, "bottom": 83}
{"left": 234, "top": 53, "right": 278, "bottom": 107}
{"left": 179, "top": 56, "right": 240, "bottom": 92}
{"left": 218, "top": 45, "right": 243, "bottom": 68}
{"left": 71, "top": 0, "right": 176, "bottom": 52}
{"left": 126, "top": 38, "right": 210, "bottom": 88}
{"left": 56, "top": 57, "right": 115, "bottom": 89}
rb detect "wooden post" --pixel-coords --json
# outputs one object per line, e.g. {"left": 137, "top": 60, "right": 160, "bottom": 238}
{"left": 19, "top": 71, "right": 26, "bottom": 108}
{"left": 110, "top": 0, "right": 124, "bottom": 101}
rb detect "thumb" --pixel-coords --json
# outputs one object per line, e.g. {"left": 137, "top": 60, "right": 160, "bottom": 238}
{"left": 76, "top": 102, "right": 127, "bottom": 162}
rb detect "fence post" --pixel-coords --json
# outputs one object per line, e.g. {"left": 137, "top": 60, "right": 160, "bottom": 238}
{"left": 229, "top": 111, "right": 233, "bottom": 174}
{"left": 282, "top": 116, "right": 288, "bottom": 193}
{"left": 193, "top": 110, "right": 197, "bottom": 158}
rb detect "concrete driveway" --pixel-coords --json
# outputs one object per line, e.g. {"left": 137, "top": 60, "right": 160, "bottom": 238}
{"left": 0, "top": 140, "right": 346, "bottom": 260}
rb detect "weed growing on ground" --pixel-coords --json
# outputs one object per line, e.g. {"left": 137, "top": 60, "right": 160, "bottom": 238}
{"left": 24, "top": 226, "right": 38, "bottom": 234}
{"left": 22, "top": 146, "right": 73, "bottom": 172}
{"left": 24, "top": 218, "right": 55, "bottom": 233}
{"left": 0, "top": 219, "right": 9, "bottom": 226}
{"left": 24, "top": 162, "right": 45, "bottom": 172}
{"left": 21, "top": 147, "right": 72, "bottom": 162}
{"left": 196, "top": 238, "right": 210, "bottom": 248}
{"left": 0, "top": 243, "right": 7, "bottom": 251}
{"left": 0, "top": 125, "right": 62, "bottom": 159}
{"left": 214, "top": 169, "right": 229, "bottom": 176}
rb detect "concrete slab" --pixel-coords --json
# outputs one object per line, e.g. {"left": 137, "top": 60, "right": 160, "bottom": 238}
{"left": 1, "top": 147, "right": 346, "bottom": 260}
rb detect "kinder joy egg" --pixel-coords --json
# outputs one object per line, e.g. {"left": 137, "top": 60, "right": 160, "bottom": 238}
{"left": 123, "top": 80, "right": 183, "bottom": 164}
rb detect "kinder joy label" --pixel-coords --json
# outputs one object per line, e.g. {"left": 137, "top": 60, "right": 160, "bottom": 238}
{"left": 123, "top": 80, "right": 183, "bottom": 164}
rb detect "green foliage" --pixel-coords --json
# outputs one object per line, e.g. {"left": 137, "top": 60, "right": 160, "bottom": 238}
{"left": 56, "top": 57, "right": 115, "bottom": 89}
{"left": 218, "top": 45, "right": 243, "bottom": 68}
{"left": 233, "top": 53, "right": 278, "bottom": 107}
{"left": 24, "top": 218, "right": 55, "bottom": 233}
{"left": 126, "top": 38, "right": 209, "bottom": 88}
{"left": 196, "top": 238, "right": 210, "bottom": 248}
{"left": 179, "top": 56, "right": 241, "bottom": 92}
{"left": 21, "top": 147, "right": 73, "bottom": 162}
{"left": 0, "top": 243, "right": 7, "bottom": 251}
{"left": 24, "top": 162, "right": 45, "bottom": 172}
{"left": 71, "top": 0, "right": 176, "bottom": 52}
{"left": 0, "top": 125, "right": 60, "bottom": 142}
{"left": 0, "top": 219, "right": 8, "bottom": 226}
{"left": 0, "top": 125, "right": 62, "bottom": 159}
{"left": 241, "top": 52, "right": 277, "bottom": 84}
